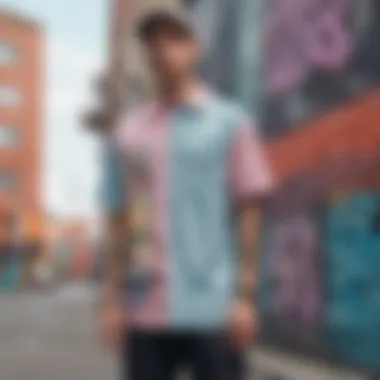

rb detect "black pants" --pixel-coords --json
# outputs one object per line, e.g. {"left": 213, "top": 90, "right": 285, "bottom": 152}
{"left": 122, "top": 330, "right": 245, "bottom": 380}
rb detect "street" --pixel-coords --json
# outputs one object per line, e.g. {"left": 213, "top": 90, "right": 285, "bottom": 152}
{"left": 0, "top": 283, "right": 372, "bottom": 380}
{"left": 0, "top": 284, "right": 116, "bottom": 380}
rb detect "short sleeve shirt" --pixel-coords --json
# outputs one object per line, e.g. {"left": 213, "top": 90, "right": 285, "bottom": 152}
{"left": 101, "top": 91, "right": 274, "bottom": 330}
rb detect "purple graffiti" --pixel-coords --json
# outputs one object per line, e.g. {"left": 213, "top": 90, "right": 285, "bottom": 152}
{"left": 270, "top": 215, "right": 321, "bottom": 332}
{"left": 264, "top": 0, "right": 352, "bottom": 95}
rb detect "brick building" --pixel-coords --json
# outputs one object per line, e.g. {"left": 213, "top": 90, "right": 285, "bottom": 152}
{"left": 0, "top": 9, "right": 43, "bottom": 287}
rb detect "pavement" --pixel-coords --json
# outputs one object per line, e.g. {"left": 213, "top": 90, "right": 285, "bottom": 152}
{"left": 0, "top": 283, "right": 373, "bottom": 380}
{"left": 0, "top": 283, "right": 116, "bottom": 380}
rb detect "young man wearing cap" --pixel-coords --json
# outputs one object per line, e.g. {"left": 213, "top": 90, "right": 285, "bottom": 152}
{"left": 99, "top": 8, "right": 274, "bottom": 380}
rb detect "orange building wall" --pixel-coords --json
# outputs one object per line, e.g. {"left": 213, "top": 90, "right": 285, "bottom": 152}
{"left": 0, "top": 11, "right": 43, "bottom": 242}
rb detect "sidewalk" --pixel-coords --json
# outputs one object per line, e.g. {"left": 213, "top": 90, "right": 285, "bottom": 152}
{"left": 0, "top": 285, "right": 373, "bottom": 380}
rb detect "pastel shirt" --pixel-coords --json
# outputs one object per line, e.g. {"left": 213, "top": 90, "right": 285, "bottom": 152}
{"left": 101, "top": 92, "right": 273, "bottom": 330}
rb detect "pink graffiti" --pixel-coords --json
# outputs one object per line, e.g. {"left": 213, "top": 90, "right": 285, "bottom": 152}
{"left": 264, "top": 0, "right": 352, "bottom": 95}
{"left": 270, "top": 215, "right": 321, "bottom": 329}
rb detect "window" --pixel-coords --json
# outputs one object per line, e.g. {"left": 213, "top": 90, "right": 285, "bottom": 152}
{"left": 0, "top": 171, "right": 16, "bottom": 191}
{"left": 0, "top": 85, "right": 20, "bottom": 107}
{"left": 0, "top": 125, "right": 18, "bottom": 147}
{"left": 0, "top": 42, "right": 17, "bottom": 65}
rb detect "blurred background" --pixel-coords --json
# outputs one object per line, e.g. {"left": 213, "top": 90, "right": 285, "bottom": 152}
{"left": 1, "top": 0, "right": 380, "bottom": 379}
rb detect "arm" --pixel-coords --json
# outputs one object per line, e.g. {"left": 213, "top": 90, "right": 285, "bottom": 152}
{"left": 100, "top": 211, "right": 129, "bottom": 308}
{"left": 98, "top": 139, "right": 129, "bottom": 348}
{"left": 100, "top": 139, "right": 128, "bottom": 306}
{"left": 229, "top": 121, "right": 274, "bottom": 299}
{"left": 228, "top": 117, "right": 274, "bottom": 349}
{"left": 235, "top": 200, "right": 261, "bottom": 301}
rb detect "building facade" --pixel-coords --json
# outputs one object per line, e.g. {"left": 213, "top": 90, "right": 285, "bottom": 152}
{"left": 0, "top": 9, "right": 43, "bottom": 288}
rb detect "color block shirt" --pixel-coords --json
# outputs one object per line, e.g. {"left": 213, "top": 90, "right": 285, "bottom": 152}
{"left": 102, "top": 90, "right": 273, "bottom": 330}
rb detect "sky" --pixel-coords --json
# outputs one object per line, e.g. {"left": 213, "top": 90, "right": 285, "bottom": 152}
{"left": 0, "top": 0, "right": 109, "bottom": 219}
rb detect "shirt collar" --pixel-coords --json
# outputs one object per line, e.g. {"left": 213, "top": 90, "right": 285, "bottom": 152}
{"left": 183, "top": 84, "right": 212, "bottom": 109}
{"left": 154, "top": 83, "right": 212, "bottom": 114}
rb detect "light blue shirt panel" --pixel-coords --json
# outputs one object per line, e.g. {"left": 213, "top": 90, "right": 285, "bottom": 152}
{"left": 169, "top": 98, "right": 249, "bottom": 328}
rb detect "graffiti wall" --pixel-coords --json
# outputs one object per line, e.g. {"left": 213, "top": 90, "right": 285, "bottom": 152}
{"left": 190, "top": 0, "right": 380, "bottom": 373}
{"left": 260, "top": 213, "right": 322, "bottom": 344}
{"left": 259, "top": 1, "right": 380, "bottom": 369}
{"left": 323, "top": 192, "right": 380, "bottom": 369}
{"left": 261, "top": 1, "right": 380, "bottom": 371}
{"left": 262, "top": 0, "right": 380, "bottom": 137}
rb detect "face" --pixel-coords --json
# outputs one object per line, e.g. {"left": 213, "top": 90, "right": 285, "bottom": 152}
{"left": 144, "top": 25, "right": 199, "bottom": 83}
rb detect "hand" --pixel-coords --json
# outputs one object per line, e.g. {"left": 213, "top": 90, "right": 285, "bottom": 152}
{"left": 99, "top": 302, "right": 125, "bottom": 350}
{"left": 227, "top": 298, "right": 258, "bottom": 352}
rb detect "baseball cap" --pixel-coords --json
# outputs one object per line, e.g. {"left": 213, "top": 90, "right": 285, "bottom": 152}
{"left": 136, "top": 8, "right": 195, "bottom": 42}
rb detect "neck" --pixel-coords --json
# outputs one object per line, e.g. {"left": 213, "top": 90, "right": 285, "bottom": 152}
{"left": 157, "top": 75, "right": 199, "bottom": 106}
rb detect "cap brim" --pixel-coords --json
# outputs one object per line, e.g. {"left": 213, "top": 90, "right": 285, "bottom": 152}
{"left": 137, "top": 11, "right": 193, "bottom": 42}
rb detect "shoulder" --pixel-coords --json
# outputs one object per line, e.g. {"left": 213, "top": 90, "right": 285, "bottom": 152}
{"left": 209, "top": 94, "right": 250, "bottom": 122}
{"left": 112, "top": 102, "right": 156, "bottom": 146}
{"left": 116, "top": 103, "right": 155, "bottom": 131}
{"left": 207, "top": 94, "right": 252, "bottom": 133}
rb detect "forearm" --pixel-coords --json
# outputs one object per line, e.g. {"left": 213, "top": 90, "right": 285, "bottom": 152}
{"left": 236, "top": 202, "right": 261, "bottom": 299}
{"left": 101, "top": 257, "right": 124, "bottom": 305}
{"left": 100, "top": 213, "right": 129, "bottom": 307}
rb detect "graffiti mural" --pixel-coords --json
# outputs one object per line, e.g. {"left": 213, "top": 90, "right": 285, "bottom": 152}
{"left": 264, "top": 0, "right": 353, "bottom": 95}
{"left": 188, "top": 0, "right": 380, "bottom": 372}
{"left": 271, "top": 216, "right": 320, "bottom": 328}
{"left": 259, "top": 211, "right": 323, "bottom": 347}
{"left": 324, "top": 192, "right": 380, "bottom": 370}
{"left": 262, "top": 0, "right": 380, "bottom": 137}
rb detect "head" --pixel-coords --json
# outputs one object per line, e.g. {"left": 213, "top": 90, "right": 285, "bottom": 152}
{"left": 138, "top": 11, "right": 200, "bottom": 86}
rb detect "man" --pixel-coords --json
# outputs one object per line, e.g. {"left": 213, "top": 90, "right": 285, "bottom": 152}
{"left": 100, "top": 8, "right": 274, "bottom": 380}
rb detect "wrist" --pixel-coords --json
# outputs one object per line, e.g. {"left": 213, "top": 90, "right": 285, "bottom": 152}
{"left": 235, "top": 275, "right": 255, "bottom": 302}
{"left": 235, "top": 287, "right": 253, "bottom": 303}
{"left": 99, "top": 284, "right": 122, "bottom": 310}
